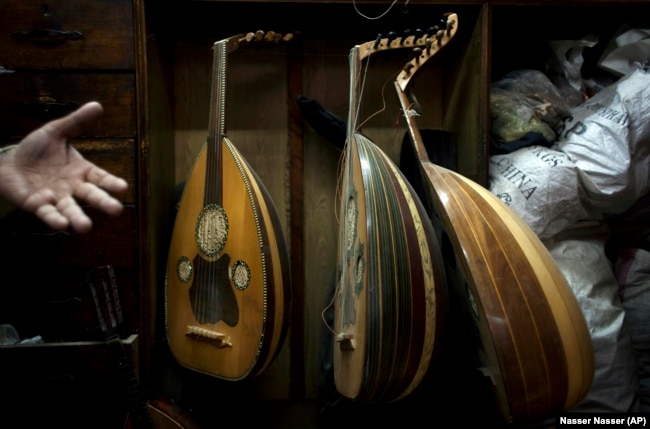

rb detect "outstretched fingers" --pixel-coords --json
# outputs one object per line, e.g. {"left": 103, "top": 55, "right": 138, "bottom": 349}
{"left": 58, "top": 196, "right": 93, "bottom": 233}
{"left": 33, "top": 195, "right": 92, "bottom": 233}
{"left": 82, "top": 166, "right": 128, "bottom": 214}
{"left": 73, "top": 181, "right": 125, "bottom": 217}
{"left": 86, "top": 165, "right": 129, "bottom": 194}
{"left": 27, "top": 176, "right": 124, "bottom": 233}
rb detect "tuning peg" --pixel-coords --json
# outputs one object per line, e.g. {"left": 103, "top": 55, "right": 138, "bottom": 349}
{"left": 255, "top": 30, "right": 264, "bottom": 41}
{"left": 373, "top": 33, "right": 383, "bottom": 49}
{"left": 436, "top": 29, "right": 444, "bottom": 44}
{"left": 387, "top": 31, "right": 397, "bottom": 44}
{"left": 403, "top": 62, "right": 414, "bottom": 75}
{"left": 412, "top": 47, "right": 423, "bottom": 63}
{"left": 264, "top": 30, "right": 276, "bottom": 42}
{"left": 414, "top": 28, "right": 424, "bottom": 44}
{"left": 426, "top": 26, "right": 438, "bottom": 37}
{"left": 282, "top": 33, "right": 295, "bottom": 42}
{"left": 438, "top": 18, "right": 448, "bottom": 30}
{"left": 400, "top": 29, "right": 411, "bottom": 45}
{"left": 446, "top": 18, "right": 456, "bottom": 34}
{"left": 425, "top": 37, "right": 433, "bottom": 52}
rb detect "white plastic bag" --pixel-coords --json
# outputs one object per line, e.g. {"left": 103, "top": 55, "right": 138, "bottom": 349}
{"left": 546, "top": 221, "right": 639, "bottom": 413}
{"left": 554, "top": 67, "right": 650, "bottom": 215}
{"left": 488, "top": 145, "right": 596, "bottom": 240}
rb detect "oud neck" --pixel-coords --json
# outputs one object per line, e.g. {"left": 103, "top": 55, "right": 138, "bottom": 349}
{"left": 346, "top": 46, "right": 362, "bottom": 138}
{"left": 208, "top": 40, "right": 228, "bottom": 147}
{"left": 205, "top": 40, "right": 229, "bottom": 204}
{"left": 395, "top": 82, "right": 431, "bottom": 163}
{"left": 392, "top": 13, "right": 458, "bottom": 164}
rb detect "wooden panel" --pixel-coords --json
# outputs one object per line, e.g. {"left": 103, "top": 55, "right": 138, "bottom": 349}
{"left": 0, "top": 72, "right": 135, "bottom": 140}
{"left": 0, "top": 0, "right": 134, "bottom": 70}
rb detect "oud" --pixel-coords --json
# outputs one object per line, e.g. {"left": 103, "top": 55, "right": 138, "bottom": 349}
{"left": 165, "top": 32, "right": 291, "bottom": 381}
{"left": 393, "top": 14, "right": 594, "bottom": 423}
{"left": 333, "top": 20, "right": 453, "bottom": 403}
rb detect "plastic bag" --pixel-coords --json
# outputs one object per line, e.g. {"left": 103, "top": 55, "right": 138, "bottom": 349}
{"left": 554, "top": 66, "right": 650, "bottom": 215}
{"left": 490, "top": 70, "right": 572, "bottom": 148}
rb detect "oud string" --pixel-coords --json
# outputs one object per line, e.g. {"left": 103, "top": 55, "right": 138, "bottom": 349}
{"left": 332, "top": 68, "right": 396, "bottom": 224}
{"left": 328, "top": 46, "right": 365, "bottom": 336}
{"left": 206, "top": 40, "right": 228, "bottom": 321}
{"left": 350, "top": 47, "right": 367, "bottom": 135}
{"left": 333, "top": 46, "right": 363, "bottom": 228}
{"left": 333, "top": 46, "right": 366, "bottom": 224}
{"left": 352, "top": 0, "right": 410, "bottom": 20}
{"left": 201, "top": 43, "right": 219, "bottom": 322}
{"left": 357, "top": 69, "right": 400, "bottom": 131}
{"left": 328, "top": 46, "right": 397, "bottom": 337}
{"left": 334, "top": 57, "right": 399, "bottom": 221}
{"left": 320, "top": 283, "right": 340, "bottom": 337}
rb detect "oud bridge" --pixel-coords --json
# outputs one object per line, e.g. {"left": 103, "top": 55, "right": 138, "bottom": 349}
{"left": 336, "top": 333, "right": 355, "bottom": 351}
{"left": 186, "top": 325, "right": 233, "bottom": 348}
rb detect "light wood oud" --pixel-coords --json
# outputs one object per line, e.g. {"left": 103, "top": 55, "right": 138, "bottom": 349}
{"left": 333, "top": 22, "right": 451, "bottom": 403}
{"left": 165, "top": 32, "right": 291, "bottom": 381}
{"left": 393, "top": 13, "right": 594, "bottom": 422}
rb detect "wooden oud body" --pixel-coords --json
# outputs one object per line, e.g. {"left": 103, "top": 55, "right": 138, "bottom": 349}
{"left": 165, "top": 136, "right": 290, "bottom": 381}
{"left": 390, "top": 18, "right": 593, "bottom": 417}
{"left": 422, "top": 162, "right": 593, "bottom": 422}
{"left": 125, "top": 397, "right": 203, "bottom": 429}
{"left": 333, "top": 133, "right": 446, "bottom": 402}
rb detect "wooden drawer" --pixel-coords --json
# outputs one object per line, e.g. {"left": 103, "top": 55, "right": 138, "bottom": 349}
{"left": 0, "top": 207, "right": 138, "bottom": 341}
{"left": 0, "top": 336, "right": 138, "bottom": 429}
{"left": 0, "top": 72, "right": 135, "bottom": 140}
{"left": 0, "top": 0, "right": 133, "bottom": 71}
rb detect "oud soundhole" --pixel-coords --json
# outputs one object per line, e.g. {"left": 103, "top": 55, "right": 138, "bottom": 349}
{"left": 195, "top": 204, "right": 228, "bottom": 259}
{"left": 345, "top": 194, "right": 358, "bottom": 256}
{"left": 354, "top": 246, "right": 364, "bottom": 294}
{"left": 338, "top": 191, "right": 364, "bottom": 329}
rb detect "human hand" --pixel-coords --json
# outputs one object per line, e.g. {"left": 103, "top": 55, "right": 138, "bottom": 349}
{"left": 0, "top": 101, "right": 129, "bottom": 233}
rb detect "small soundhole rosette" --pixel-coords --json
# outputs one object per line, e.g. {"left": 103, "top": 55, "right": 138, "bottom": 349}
{"left": 345, "top": 193, "right": 358, "bottom": 256}
{"left": 176, "top": 256, "right": 193, "bottom": 283}
{"left": 231, "top": 260, "right": 251, "bottom": 291}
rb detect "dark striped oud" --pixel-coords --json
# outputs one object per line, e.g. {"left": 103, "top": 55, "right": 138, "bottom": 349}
{"left": 165, "top": 32, "right": 292, "bottom": 381}
{"left": 332, "top": 22, "right": 450, "bottom": 403}
{"left": 393, "top": 14, "right": 594, "bottom": 422}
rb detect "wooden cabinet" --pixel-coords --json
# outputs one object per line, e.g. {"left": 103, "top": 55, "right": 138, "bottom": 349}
{"left": 0, "top": 1, "right": 144, "bottom": 428}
